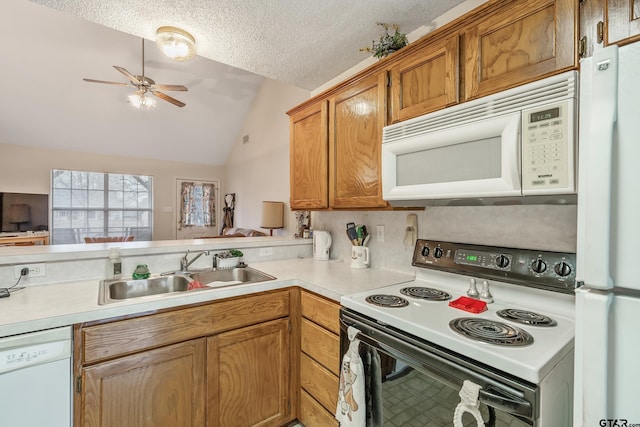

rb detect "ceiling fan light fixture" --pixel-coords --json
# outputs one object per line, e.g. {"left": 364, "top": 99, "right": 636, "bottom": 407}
{"left": 156, "top": 26, "right": 196, "bottom": 61}
{"left": 128, "top": 91, "right": 157, "bottom": 110}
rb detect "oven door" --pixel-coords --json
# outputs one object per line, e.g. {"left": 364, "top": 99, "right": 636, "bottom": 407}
{"left": 340, "top": 309, "right": 537, "bottom": 426}
{"left": 381, "top": 112, "right": 522, "bottom": 205}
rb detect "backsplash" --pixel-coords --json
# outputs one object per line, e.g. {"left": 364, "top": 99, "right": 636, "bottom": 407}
{"left": 0, "top": 243, "right": 311, "bottom": 287}
{"left": 313, "top": 204, "right": 577, "bottom": 274}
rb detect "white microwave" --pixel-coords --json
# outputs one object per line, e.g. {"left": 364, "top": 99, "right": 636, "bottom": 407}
{"left": 382, "top": 71, "right": 578, "bottom": 206}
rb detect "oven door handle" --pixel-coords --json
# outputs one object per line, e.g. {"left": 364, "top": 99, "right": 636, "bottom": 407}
{"left": 340, "top": 317, "right": 533, "bottom": 419}
{"left": 479, "top": 386, "right": 532, "bottom": 418}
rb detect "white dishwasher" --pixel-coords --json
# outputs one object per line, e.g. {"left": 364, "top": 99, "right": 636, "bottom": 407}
{"left": 0, "top": 326, "right": 72, "bottom": 427}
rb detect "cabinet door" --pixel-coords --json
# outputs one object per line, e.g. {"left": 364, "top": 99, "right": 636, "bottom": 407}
{"left": 329, "top": 72, "right": 388, "bottom": 208}
{"left": 207, "top": 318, "right": 291, "bottom": 427}
{"left": 81, "top": 339, "right": 205, "bottom": 427}
{"left": 289, "top": 101, "right": 329, "bottom": 209}
{"left": 389, "top": 35, "right": 459, "bottom": 123}
{"left": 607, "top": 0, "right": 640, "bottom": 45}
{"left": 464, "top": 0, "right": 577, "bottom": 100}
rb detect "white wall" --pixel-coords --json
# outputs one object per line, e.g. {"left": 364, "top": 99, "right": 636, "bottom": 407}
{"left": 224, "top": 78, "right": 309, "bottom": 237}
{"left": 0, "top": 142, "right": 223, "bottom": 240}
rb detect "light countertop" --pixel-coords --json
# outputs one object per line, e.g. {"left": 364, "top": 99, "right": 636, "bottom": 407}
{"left": 0, "top": 258, "right": 414, "bottom": 337}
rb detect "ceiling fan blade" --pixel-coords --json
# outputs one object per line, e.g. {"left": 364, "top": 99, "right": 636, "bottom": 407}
{"left": 152, "top": 84, "right": 188, "bottom": 92}
{"left": 83, "top": 78, "right": 130, "bottom": 86}
{"left": 113, "top": 66, "right": 141, "bottom": 85}
{"left": 152, "top": 90, "right": 186, "bottom": 107}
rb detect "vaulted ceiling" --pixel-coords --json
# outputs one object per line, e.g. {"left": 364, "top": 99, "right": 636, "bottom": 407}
{"left": 1, "top": 0, "right": 467, "bottom": 165}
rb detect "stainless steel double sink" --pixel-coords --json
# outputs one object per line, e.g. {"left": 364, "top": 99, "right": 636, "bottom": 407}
{"left": 98, "top": 267, "right": 276, "bottom": 305}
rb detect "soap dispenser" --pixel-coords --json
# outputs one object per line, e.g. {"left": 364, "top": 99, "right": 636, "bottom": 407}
{"left": 106, "top": 248, "right": 122, "bottom": 280}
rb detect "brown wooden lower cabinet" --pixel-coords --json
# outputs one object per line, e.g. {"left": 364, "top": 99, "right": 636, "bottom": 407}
{"left": 298, "top": 290, "right": 341, "bottom": 427}
{"left": 300, "top": 390, "right": 339, "bottom": 427}
{"left": 75, "top": 289, "right": 295, "bottom": 427}
{"left": 207, "top": 318, "right": 291, "bottom": 427}
{"left": 82, "top": 339, "right": 206, "bottom": 427}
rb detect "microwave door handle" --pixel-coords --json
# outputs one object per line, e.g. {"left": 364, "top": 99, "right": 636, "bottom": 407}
{"left": 503, "top": 113, "right": 522, "bottom": 192}
{"left": 577, "top": 45, "right": 618, "bottom": 289}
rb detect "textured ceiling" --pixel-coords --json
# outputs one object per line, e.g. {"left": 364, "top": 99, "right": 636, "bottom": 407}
{"left": 30, "top": 0, "right": 466, "bottom": 90}
{"left": 1, "top": 0, "right": 468, "bottom": 166}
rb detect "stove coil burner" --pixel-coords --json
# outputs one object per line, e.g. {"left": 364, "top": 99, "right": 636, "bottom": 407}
{"left": 497, "top": 309, "right": 557, "bottom": 327}
{"left": 449, "top": 318, "right": 534, "bottom": 346}
{"left": 400, "top": 286, "right": 451, "bottom": 301}
{"left": 365, "top": 294, "right": 409, "bottom": 308}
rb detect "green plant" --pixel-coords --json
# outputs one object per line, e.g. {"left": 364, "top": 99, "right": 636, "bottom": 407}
{"left": 218, "top": 249, "right": 243, "bottom": 258}
{"left": 361, "top": 22, "right": 408, "bottom": 59}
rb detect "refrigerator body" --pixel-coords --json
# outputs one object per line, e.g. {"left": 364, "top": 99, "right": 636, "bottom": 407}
{"left": 574, "top": 42, "right": 640, "bottom": 426}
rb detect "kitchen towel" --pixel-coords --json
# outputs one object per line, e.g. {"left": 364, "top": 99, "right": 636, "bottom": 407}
{"left": 364, "top": 347, "right": 383, "bottom": 427}
{"left": 336, "top": 326, "right": 366, "bottom": 426}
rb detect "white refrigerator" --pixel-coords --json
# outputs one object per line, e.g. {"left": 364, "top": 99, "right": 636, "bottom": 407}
{"left": 574, "top": 42, "right": 640, "bottom": 426}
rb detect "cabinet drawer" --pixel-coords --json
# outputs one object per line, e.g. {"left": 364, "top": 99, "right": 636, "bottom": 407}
{"left": 301, "top": 291, "right": 340, "bottom": 334}
{"left": 300, "top": 389, "right": 339, "bottom": 427}
{"left": 300, "top": 353, "right": 338, "bottom": 413}
{"left": 81, "top": 289, "right": 290, "bottom": 364}
{"left": 301, "top": 318, "right": 340, "bottom": 376}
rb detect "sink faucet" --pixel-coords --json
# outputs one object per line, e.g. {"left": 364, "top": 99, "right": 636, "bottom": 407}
{"left": 180, "top": 250, "right": 210, "bottom": 271}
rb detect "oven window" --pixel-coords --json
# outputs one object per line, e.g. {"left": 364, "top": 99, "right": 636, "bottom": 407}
{"left": 362, "top": 346, "right": 530, "bottom": 427}
{"left": 396, "top": 137, "right": 502, "bottom": 186}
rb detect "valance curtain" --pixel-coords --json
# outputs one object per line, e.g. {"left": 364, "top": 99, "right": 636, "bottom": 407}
{"left": 179, "top": 182, "right": 216, "bottom": 229}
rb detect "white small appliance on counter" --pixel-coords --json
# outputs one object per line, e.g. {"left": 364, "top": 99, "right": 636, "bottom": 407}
{"left": 312, "top": 230, "right": 331, "bottom": 261}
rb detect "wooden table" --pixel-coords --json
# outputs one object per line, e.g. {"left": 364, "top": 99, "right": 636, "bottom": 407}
{"left": 0, "top": 234, "right": 49, "bottom": 246}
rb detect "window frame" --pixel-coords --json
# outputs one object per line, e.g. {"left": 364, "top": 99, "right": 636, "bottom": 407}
{"left": 50, "top": 169, "right": 153, "bottom": 244}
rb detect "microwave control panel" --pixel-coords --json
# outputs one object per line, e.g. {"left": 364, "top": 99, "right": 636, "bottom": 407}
{"left": 521, "top": 99, "right": 576, "bottom": 195}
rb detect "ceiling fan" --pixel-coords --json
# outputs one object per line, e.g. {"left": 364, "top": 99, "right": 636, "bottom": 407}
{"left": 83, "top": 39, "right": 188, "bottom": 108}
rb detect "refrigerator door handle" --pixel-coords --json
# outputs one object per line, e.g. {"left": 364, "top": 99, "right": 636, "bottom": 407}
{"left": 575, "top": 287, "right": 613, "bottom": 423}
{"left": 577, "top": 45, "right": 618, "bottom": 289}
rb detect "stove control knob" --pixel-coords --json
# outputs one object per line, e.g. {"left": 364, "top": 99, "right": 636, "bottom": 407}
{"left": 495, "top": 254, "right": 510, "bottom": 268}
{"left": 554, "top": 261, "right": 572, "bottom": 277}
{"left": 531, "top": 259, "right": 547, "bottom": 274}
{"left": 421, "top": 246, "right": 430, "bottom": 257}
{"left": 433, "top": 247, "right": 444, "bottom": 258}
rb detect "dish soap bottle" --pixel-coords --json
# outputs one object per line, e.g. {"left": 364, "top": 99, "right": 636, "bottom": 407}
{"left": 106, "top": 248, "right": 122, "bottom": 280}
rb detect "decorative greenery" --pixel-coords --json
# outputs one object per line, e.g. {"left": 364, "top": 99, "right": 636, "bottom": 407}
{"left": 361, "top": 22, "right": 408, "bottom": 59}
{"left": 220, "top": 249, "right": 243, "bottom": 258}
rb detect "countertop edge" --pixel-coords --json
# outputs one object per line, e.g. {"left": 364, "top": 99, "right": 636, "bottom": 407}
{"left": 0, "top": 258, "right": 415, "bottom": 337}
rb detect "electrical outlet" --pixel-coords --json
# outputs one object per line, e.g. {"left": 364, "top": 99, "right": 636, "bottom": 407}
{"left": 14, "top": 263, "right": 46, "bottom": 278}
{"left": 376, "top": 225, "right": 385, "bottom": 242}
{"left": 259, "top": 247, "right": 273, "bottom": 257}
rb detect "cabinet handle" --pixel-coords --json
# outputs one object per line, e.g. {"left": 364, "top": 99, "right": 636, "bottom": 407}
{"left": 597, "top": 21, "right": 604, "bottom": 44}
{"left": 578, "top": 36, "right": 587, "bottom": 58}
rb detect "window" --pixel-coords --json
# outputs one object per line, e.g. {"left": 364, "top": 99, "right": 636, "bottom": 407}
{"left": 179, "top": 181, "right": 216, "bottom": 228}
{"left": 51, "top": 170, "right": 153, "bottom": 244}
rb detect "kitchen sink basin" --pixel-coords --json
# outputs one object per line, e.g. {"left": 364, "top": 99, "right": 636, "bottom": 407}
{"left": 99, "top": 275, "right": 193, "bottom": 304}
{"left": 189, "top": 267, "right": 276, "bottom": 287}
{"left": 98, "top": 267, "right": 276, "bottom": 305}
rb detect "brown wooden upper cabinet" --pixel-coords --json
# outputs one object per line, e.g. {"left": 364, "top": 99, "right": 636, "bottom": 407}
{"left": 289, "top": 101, "right": 329, "bottom": 209}
{"left": 329, "top": 72, "right": 388, "bottom": 209}
{"left": 389, "top": 35, "right": 459, "bottom": 123}
{"left": 464, "top": 0, "right": 577, "bottom": 100}
{"left": 606, "top": 0, "right": 640, "bottom": 45}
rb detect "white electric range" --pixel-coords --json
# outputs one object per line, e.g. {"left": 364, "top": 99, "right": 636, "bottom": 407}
{"left": 339, "top": 239, "right": 576, "bottom": 426}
